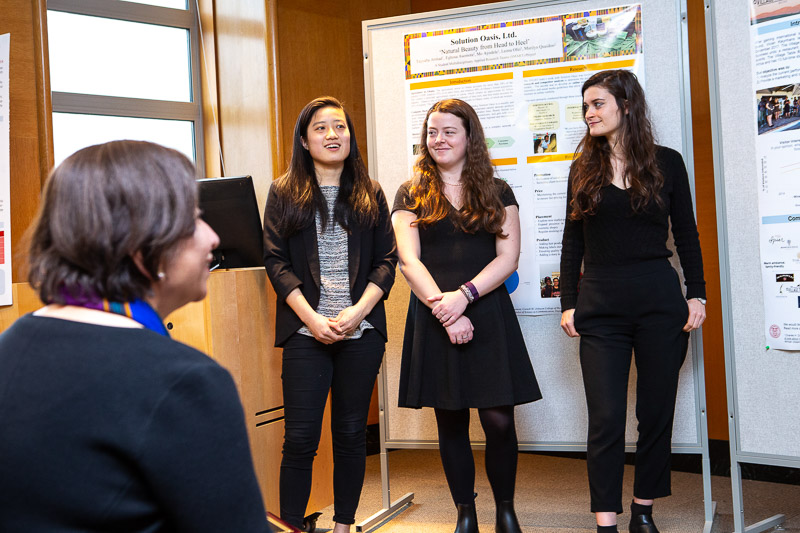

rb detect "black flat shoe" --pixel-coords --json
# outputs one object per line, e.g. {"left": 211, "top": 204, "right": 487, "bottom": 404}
{"left": 628, "top": 513, "right": 659, "bottom": 533}
{"left": 495, "top": 500, "right": 522, "bottom": 533}
{"left": 454, "top": 502, "right": 479, "bottom": 533}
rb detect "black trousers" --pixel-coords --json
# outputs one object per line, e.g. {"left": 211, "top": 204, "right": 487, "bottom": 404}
{"left": 279, "top": 329, "right": 384, "bottom": 527}
{"left": 573, "top": 259, "right": 689, "bottom": 514}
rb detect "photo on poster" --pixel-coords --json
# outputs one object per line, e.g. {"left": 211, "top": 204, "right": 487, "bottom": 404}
{"left": 539, "top": 264, "right": 560, "bottom": 299}
{"left": 564, "top": 5, "right": 641, "bottom": 61}
{"left": 750, "top": 0, "right": 800, "bottom": 25}
{"left": 756, "top": 83, "right": 800, "bottom": 134}
{"left": 532, "top": 132, "right": 558, "bottom": 153}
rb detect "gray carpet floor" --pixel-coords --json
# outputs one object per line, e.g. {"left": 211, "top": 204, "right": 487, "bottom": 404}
{"left": 313, "top": 449, "right": 800, "bottom": 532}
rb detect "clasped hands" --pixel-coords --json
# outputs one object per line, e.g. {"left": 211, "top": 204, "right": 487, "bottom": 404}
{"left": 428, "top": 290, "right": 473, "bottom": 345}
{"left": 305, "top": 305, "right": 365, "bottom": 345}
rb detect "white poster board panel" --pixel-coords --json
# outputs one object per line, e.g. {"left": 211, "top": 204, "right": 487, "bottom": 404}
{"left": 366, "top": 0, "right": 700, "bottom": 448}
{"left": 711, "top": 0, "right": 800, "bottom": 459}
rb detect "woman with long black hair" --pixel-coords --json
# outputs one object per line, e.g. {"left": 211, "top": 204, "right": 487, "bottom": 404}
{"left": 560, "top": 70, "right": 706, "bottom": 533}
{"left": 263, "top": 96, "right": 397, "bottom": 533}
{"left": 393, "top": 98, "right": 540, "bottom": 533}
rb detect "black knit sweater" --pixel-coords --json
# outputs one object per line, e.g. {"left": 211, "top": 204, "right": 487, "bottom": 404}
{"left": 559, "top": 145, "right": 706, "bottom": 312}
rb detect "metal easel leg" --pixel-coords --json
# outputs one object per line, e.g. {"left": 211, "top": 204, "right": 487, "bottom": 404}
{"left": 355, "top": 359, "right": 414, "bottom": 532}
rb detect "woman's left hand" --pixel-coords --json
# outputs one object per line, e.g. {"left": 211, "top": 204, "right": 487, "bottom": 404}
{"left": 331, "top": 304, "right": 366, "bottom": 335}
{"left": 428, "top": 290, "right": 469, "bottom": 327}
{"left": 683, "top": 299, "right": 706, "bottom": 332}
{"left": 445, "top": 315, "right": 474, "bottom": 345}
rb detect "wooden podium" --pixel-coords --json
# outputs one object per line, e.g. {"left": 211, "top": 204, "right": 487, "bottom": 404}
{"left": 0, "top": 269, "right": 334, "bottom": 517}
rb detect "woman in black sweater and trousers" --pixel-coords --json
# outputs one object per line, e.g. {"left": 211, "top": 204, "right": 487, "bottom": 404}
{"left": 559, "top": 70, "right": 706, "bottom": 533}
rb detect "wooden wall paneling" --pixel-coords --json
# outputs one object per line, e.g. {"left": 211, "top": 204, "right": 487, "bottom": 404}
{"left": 1, "top": 0, "right": 50, "bottom": 283}
{"left": 197, "top": 0, "right": 222, "bottom": 178}
{"left": 687, "top": 0, "right": 726, "bottom": 441}
{"left": 32, "top": 0, "right": 53, "bottom": 183}
{"left": 274, "top": 0, "right": 410, "bottom": 172}
{"left": 212, "top": 0, "right": 275, "bottom": 213}
{"left": 410, "top": 0, "right": 500, "bottom": 13}
{"left": 265, "top": 0, "right": 283, "bottom": 180}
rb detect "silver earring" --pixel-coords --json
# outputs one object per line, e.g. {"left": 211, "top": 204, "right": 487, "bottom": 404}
{"left": 157, "top": 272, "right": 166, "bottom": 280}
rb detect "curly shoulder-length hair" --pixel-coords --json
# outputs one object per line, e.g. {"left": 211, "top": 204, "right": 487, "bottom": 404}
{"left": 568, "top": 69, "right": 664, "bottom": 220}
{"left": 272, "top": 96, "right": 377, "bottom": 237}
{"left": 27, "top": 140, "right": 198, "bottom": 305}
{"left": 406, "top": 99, "right": 506, "bottom": 237}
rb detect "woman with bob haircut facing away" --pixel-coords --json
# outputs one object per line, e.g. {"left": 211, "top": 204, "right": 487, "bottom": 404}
{"left": 263, "top": 96, "right": 397, "bottom": 532}
{"left": 560, "top": 70, "right": 706, "bottom": 533}
{"left": 0, "top": 140, "right": 270, "bottom": 532}
{"left": 392, "top": 98, "right": 541, "bottom": 533}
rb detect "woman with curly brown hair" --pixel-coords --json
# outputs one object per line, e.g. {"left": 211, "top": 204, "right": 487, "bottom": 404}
{"left": 559, "top": 70, "right": 706, "bottom": 533}
{"left": 392, "top": 99, "right": 540, "bottom": 533}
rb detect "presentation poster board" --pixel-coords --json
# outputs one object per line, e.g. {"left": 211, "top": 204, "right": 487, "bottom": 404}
{"left": 364, "top": 0, "right": 707, "bottom": 453}
{"left": 706, "top": 0, "right": 800, "bottom": 530}
{"left": 708, "top": 0, "right": 800, "bottom": 462}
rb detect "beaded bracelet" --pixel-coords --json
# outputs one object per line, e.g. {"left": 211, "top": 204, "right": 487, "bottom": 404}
{"left": 459, "top": 284, "right": 474, "bottom": 304}
{"left": 464, "top": 281, "right": 479, "bottom": 301}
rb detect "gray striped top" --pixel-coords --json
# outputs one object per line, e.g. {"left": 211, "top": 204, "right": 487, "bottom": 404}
{"left": 297, "top": 185, "right": 373, "bottom": 340}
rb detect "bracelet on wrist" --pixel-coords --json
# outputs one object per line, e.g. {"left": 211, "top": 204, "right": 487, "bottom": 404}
{"left": 459, "top": 284, "right": 474, "bottom": 304}
{"left": 464, "top": 281, "right": 479, "bottom": 301}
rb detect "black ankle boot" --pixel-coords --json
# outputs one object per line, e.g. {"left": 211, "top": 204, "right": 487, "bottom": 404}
{"left": 628, "top": 513, "right": 659, "bottom": 533}
{"left": 495, "top": 500, "right": 522, "bottom": 533}
{"left": 454, "top": 502, "right": 479, "bottom": 533}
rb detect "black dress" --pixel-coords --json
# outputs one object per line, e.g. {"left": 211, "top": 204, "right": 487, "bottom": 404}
{"left": 393, "top": 178, "right": 541, "bottom": 410}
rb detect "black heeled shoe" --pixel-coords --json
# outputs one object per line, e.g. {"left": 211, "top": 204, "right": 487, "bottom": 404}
{"left": 628, "top": 513, "right": 659, "bottom": 533}
{"left": 495, "top": 500, "right": 522, "bottom": 533}
{"left": 454, "top": 502, "right": 479, "bottom": 533}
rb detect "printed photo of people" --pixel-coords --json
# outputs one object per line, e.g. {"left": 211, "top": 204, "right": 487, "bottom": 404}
{"left": 533, "top": 132, "right": 557, "bottom": 154}
{"left": 540, "top": 266, "right": 561, "bottom": 298}
{"left": 564, "top": 6, "right": 641, "bottom": 61}
{"left": 757, "top": 83, "right": 800, "bottom": 135}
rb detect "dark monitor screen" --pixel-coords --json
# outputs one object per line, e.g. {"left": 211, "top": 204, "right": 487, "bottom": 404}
{"left": 197, "top": 176, "right": 264, "bottom": 270}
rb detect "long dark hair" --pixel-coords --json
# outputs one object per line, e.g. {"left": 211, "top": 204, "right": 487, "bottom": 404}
{"left": 406, "top": 99, "right": 506, "bottom": 237}
{"left": 568, "top": 70, "right": 664, "bottom": 220}
{"left": 273, "top": 96, "right": 377, "bottom": 236}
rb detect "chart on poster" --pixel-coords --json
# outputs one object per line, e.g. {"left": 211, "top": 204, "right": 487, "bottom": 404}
{"left": 401, "top": 4, "right": 644, "bottom": 315}
{"left": 749, "top": 1, "right": 800, "bottom": 350}
{"left": 0, "top": 34, "right": 11, "bottom": 306}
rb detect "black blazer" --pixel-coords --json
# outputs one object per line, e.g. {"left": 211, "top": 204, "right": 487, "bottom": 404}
{"left": 263, "top": 180, "right": 398, "bottom": 347}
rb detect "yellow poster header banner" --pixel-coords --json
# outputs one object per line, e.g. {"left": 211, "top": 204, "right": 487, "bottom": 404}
{"left": 410, "top": 72, "right": 513, "bottom": 91}
{"left": 523, "top": 59, "right": 636, "bottom": 78}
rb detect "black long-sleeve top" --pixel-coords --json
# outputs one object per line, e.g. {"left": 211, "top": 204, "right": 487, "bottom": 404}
{"left": 559, "top": 145, "right": 706, "bottom": 312}
{"left": 0, "top": 315, "right": 269, "bottom": 532}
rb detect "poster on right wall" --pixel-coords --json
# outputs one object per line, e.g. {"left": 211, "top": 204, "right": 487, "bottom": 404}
{"left": 750, "top": 0, "right": 800, "bottom": 349}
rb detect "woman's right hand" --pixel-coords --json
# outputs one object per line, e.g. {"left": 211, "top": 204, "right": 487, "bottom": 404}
{"left": 306, "top": 312, "right": 345, "bottom": 344}
{"left": 445, "top": 315, "right": 474, "bottom": 345}
{"left": 560, "top": 309, "right": 579, "bottom": 338}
